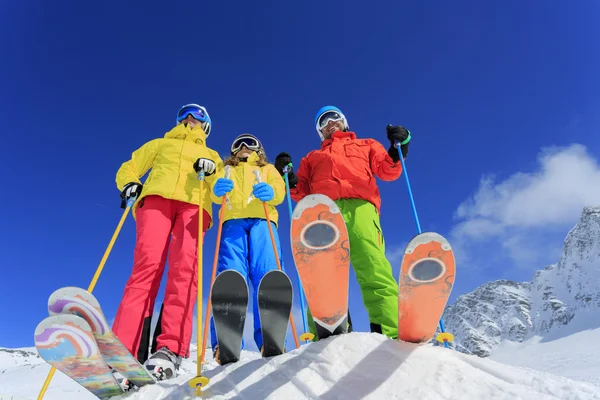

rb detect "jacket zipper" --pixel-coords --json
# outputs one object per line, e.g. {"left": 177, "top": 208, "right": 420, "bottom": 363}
{"left": 172, "top": 139, "right": 186, "bottom": 199}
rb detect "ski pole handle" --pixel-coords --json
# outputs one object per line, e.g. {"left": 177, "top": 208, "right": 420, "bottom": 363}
{"left": 196, "top": 170, "right": 205, "bottom": 181}
{"left": 126, "top": 196, "right": 136, "bottom": 208}
{"left": 224, "top": 166, "right": 232, "bottom": 210}
{"left": 252, "top": 169, "right": 262, "bottom": 183}
{"left": 247, "top": 170, "right": 263, "bottom": 204}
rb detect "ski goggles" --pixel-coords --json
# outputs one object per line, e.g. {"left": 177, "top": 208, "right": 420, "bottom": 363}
{"left": 176, "top": 104, "right": 210, "bottom": 123}
{"left": 231, "top": 135, "right": 261, "bottom": 154}
{"left": 316, "top": 111, "right": 345, "bottom": 131}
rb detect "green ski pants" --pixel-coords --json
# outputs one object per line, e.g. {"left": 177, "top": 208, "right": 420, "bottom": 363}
{"left": 304, "top": 198, "right": 399, "bottom": 339}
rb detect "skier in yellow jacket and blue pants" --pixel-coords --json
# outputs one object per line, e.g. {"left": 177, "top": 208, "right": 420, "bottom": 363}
{"left": 209, "top": 133, "right": 286, "bottom": 364}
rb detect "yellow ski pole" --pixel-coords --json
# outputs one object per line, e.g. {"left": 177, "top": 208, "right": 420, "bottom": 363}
{"left": 37, "top": 197, "right": 136, "bottom": 400}
{"left": 189, "top": 171, "right": 209, "bottom": 394}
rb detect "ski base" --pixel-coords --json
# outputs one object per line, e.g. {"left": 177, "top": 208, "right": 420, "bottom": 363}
{"left": 211, "top": 270, "right": 249, "bottom": 365}
{"left": 258, "top": 270, "right": 293, "bottom": 357}
{"left": 291, "top": 194, "right": 351, "bottom": 341}
{"left": 34, "top": 314, "right": 124, "bottom": 399}
{"left": 48, "top": 286, "right": 156, "bottom": 387}
{"left": 398, "top": 232, "right": 456, "bottom": 343}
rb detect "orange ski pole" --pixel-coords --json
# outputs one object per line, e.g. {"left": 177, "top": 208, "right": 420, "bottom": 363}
{"left": 199, "top": 166, "right": 232, "bottom": 367}
{"left": 253, "top": 170, "right": 300, "bottom": 350}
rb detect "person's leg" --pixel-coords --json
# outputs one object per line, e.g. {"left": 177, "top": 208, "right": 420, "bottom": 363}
{"left": 247, "top": 219, "right": 283, "bottom": 352}
{"left": 112, "top": 195, "right": 174, "bottom": 362}
{"left": 208, "top": 219, "right": 250, "bottom": 355}
{"left": 336, "top": 199, "right": 399, "bottom": 339}
{"left": 147, "top": 245, "right": 168, "bottom": 359}
{"left": 154, "top": 201, "right": 211, "bottom": 357}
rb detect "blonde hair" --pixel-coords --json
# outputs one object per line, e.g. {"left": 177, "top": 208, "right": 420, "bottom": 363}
{"left": 224, "top": 151, "right": 269, "bottom": 167}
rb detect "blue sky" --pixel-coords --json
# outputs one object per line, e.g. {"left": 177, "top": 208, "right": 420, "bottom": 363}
{"left": 1, "top": 1, "right": 599, "bottom": 350}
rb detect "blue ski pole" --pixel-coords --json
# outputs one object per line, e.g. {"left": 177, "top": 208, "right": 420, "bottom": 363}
{"left": 395, "top": 136, "right": 450, "bottom": 349}
{"left": 282, "top": 164, "right": 313, "bottom": 343}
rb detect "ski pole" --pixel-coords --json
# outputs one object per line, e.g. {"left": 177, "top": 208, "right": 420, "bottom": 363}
{"left": 37, "top": 197, "right": 136, "bottom": 400}
{"left": 394, "top": 137, "right": 450, "bottom": 349}
{"left": 199, "top": 166, "right": 231, "bottom": 368}
{"left": 282, "top": 164, "right": 313, "bottom": 343}
{"left": 224, "top": 165, "right": 233, "bottom": 210}
{"left": 189, "top": 171, "right": 210, "bottom": 394}
{"left": 253, "top": 170, "right": 300, "bottom": 350}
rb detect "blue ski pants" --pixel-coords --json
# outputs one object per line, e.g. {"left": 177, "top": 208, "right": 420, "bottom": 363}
{"left": 209, "top": 218, "right": 284, "bottom": 352}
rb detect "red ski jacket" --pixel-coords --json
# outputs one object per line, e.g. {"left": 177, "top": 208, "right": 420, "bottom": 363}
{"left": 290, "top": 131, "right": 402, "bottom": 213}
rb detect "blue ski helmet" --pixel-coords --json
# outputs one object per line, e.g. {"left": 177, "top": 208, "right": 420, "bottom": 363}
{"left": 176, "top": 103, "right": 212, "bottom": 137}
{"left": 314, "top": 105, "right": 348, "bottom": 141}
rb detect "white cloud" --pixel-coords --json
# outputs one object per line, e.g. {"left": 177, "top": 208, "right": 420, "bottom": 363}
{"left": 451, "top": 144, "right": 600, "bottom": 270}
{"left": 453, "top": 144, "right": 600, "bottom": 237}
{"left": 385, "top": 246, "right": 406, "bottom": 264}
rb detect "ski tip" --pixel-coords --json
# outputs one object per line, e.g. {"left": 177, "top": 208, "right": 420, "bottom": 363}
{"left": 260, "top": 269, "right": 291, "bottom": 284}
{"left": 292, "top": 194, "right": 340, "bottom": 220}
{"left": 215, "top": 269, "right": 248, "bottom": 284}
{"left": 35, "top": 314, "right": 93, "bottom": 336}
{"left": 405, "top": 232, "right": 452, "bottom": 254}
{"left": 48, "top": 286, "right": 99, "bottom": 309}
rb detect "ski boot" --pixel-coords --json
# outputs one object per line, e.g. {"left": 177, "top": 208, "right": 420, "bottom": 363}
{"left": 144, "top": 347, "right": 182, "bottom": 381}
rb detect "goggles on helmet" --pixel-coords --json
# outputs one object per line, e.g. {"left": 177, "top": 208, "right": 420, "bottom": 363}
{"left": 176, "top": 104, "right": 209, "bottom": 123}
{"left": 316, "top": 111, "right": 344, "bottom": 131}
{"left": 231, "top": 135, "right": 261, "bottom": 154}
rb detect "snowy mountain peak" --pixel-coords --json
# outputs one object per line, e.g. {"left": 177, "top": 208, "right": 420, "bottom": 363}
{"left": 442, "top": 280, "right": 532, "bottom": 356}
{"left": 444, "top": 206, "right": 600, "bottom": 357}
{"left": 0, "top": 347, "right": 41, "bottom": 372}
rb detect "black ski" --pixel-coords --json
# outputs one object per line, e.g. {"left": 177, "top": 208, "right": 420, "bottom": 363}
{"left": 258, "top": 270, "right": 293, "bottom": 357}
{"left": 211, "top": 270, "right": 249, "bottom": 365}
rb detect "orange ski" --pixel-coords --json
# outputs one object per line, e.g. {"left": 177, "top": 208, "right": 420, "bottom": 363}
{"left": 290, "top": 194, "right": 350, "bottom": 339}
{"left": 398, "top": 232, "right": 455, "bottom": 343}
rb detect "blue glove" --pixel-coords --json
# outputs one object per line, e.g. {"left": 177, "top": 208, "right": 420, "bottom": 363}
{"left": 213, "top": 178, "right": 234, "bottom": 197}
{"left": 252, "top": 182, "right": 274, "bottom": 202}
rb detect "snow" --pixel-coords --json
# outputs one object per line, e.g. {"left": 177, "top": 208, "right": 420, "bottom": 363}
{"left": 490, "top": 319, "right": 600, "bottom": 387}
{"left": 2, "top": 332, "right": 600, "bottom": 400}
{"left": 3, "top": 208, "right": 599, "bottom": 399}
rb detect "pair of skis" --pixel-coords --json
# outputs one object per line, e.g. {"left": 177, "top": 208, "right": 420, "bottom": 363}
{"left": 290, "top": 194, "right": 456, "bottom": 344}
{"left": 34, "top": 287, "right": 156, "bottom": 399}
{"left": 33, "top": 271, "right": 294, "bottom": 399}
{"left": 211, "top": 269, "right": 293, "bottom": 365}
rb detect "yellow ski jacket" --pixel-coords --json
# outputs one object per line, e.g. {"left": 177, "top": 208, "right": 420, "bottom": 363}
{"left": 116, "top": 123, "right": 222, "bottom": 227}
{"left": 210, "top": 152, "right": 286, "bottom": 226}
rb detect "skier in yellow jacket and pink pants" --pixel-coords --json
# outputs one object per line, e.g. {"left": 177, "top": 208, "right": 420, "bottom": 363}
{"left": 113, "top": 104, "right": 221, "bottom": 380}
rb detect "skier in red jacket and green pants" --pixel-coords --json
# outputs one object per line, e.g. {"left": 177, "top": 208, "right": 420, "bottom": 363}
{"left": 274, "top": 105, "right": 411, "bottom": 340}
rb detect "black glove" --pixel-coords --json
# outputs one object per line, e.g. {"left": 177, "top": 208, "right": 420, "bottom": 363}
{"left": 386, "top": 125, "right": 411, "bottom": 161}
{"left": 275, "top": 152, "right": 298, "bottom": 189}
{"left": 120, "top": 182, "right": 142, "bottom": 208}
{"left": 193, "top": 158, "right": 216, "bottom": 176}
{"left": 274, "top": 152, "right": 293, "bottom": 175}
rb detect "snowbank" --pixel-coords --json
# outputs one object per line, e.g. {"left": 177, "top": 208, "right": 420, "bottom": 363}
{"left": 3, "top": 332, "right": 600, "bottom": 399}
